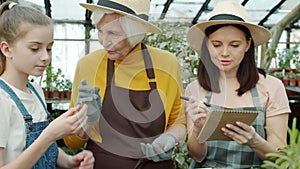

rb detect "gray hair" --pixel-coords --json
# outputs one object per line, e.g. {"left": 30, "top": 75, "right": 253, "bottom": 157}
{"left": 92, "top": 9, "right": 147, "bottom": 47}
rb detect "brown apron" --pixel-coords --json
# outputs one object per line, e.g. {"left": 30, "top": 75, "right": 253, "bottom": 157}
{"left": 86, "top": 44, "right": 174, "bottom": 169}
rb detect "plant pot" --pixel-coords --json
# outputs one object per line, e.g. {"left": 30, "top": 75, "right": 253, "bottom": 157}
{"left": 59, "top": 91, "right": 65, "bottom": 98}
{"left": 289, "top": 78, "right": 297, "bottom": 86}
{"left": 282, "top": 79, "right": 289, "bottom": 86}
{"left": 51, "top": 91, "right": 60, "bottom": 99}
{"left": 43, "top": 90, "right": 50, "bottom": 98}
{"left": 65, "top": 91, "right": 71, "bottom": 98}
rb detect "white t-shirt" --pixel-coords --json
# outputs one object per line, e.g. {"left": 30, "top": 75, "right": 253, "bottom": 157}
{"left": 0, "top": 79, "right": 48, "bottom": 164}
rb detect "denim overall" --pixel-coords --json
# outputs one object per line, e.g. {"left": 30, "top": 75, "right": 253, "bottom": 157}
{"left": 189, "top": 86, "right": 266, "bottom": 169}
{"left": 0, "top": 80, "right": 58, "bottom": 169}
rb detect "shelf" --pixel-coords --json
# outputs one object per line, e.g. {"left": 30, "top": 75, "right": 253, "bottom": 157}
{"left": 285, "top": 86, "right": 300, "bottom": 93}
{"left": 46, "top": 98, "right": 70, "bottom": 104}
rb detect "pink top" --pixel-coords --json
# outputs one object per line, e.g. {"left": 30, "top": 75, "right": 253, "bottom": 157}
{"left": 185, "top": 74, "right": 291, "bottom": 117}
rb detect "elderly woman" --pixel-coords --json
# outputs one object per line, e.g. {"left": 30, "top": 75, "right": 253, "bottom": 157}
{"left": 63, "top": 0, "right": 186, "bottom": 168}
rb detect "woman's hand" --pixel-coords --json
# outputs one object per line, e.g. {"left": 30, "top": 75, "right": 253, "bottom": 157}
{"left": 186, "top": 97, "right": 209, "bottom": 129}
{"left": 221, "top": 121, "right": 263, "bottom": 147}
{"left": 42, "top": 104, "right": 88, "bottom": 142}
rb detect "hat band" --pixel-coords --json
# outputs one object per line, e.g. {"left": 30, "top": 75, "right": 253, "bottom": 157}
{"left": 209, "top": 14, "right": 244, "bottom": 22}
{"left": 97, "top": 0, "right": 149, "bottom": 21}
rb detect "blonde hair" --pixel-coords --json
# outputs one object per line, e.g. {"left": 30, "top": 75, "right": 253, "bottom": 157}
{"left": 0, "top": 1, "right": 53, "bottom": 75}
{"left": 92, "top": 9, "right": 147, "bottom": 48}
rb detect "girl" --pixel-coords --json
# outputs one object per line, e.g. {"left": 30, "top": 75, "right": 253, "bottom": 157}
{"left": 0, "top": 2, "right": 94, "bottom": 168}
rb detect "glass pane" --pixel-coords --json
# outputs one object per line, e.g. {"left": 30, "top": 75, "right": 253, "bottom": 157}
{"left": 54, "top": 23, "right": 85, "bottom": 39}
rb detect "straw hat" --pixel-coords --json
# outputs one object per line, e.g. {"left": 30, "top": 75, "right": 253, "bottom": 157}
{"left": 187, "top": 0, "right": 271, "bottom": 52}
{"left": 80, "top": 0, "right": 161, "bottom": 34}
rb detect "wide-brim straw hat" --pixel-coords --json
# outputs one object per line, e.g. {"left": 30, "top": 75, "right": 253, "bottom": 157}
{"left": 187, "top": 1, "right": 271, "bottom": 52}
{"left": 80, "top": 0, "right": 161, "bottom": 34}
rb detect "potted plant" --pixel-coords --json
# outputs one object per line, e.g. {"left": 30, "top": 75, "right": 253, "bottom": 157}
{"left": 42, "top": 66, "right": 66, "bottom": 99}
{"left": 62, "top": 79, "right": 72, "bottom": 98}
{"left": 282, "top": 74, "right": 289, "bottom": 86}
{"left": 295, "top": 61, "right": 300, "bottom": 88}
{"left": 271, "top": 71, "right": 284, "bottom": 81}
{"left": 50, "top": 68, "right": 64, "bottom": 98}
{"left": 42, "top": 66, "right": 53, "bottom": 98}
{"left": 288, "top": 71, "right": 297, "bottom": 86}
{"left": 261, "top": 118, "right": 300, "bottom": 169}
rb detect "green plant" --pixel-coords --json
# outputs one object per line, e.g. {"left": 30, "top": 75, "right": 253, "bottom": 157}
{"left": 143, "top": 21, "right": 198, "bottom": 88}
{"left": 42, "top": 66, "right": 66, "bottom": 92}
{"left": 276, "top": 45, "right": 299, "bottom": 71}
{"left": 172, "top": 135, "right": 193, "bottom": 169}
{"left": 61, "top": 78, "right": 72, "bottom": 91}
{"left": 277, "top": 48, "right": 294, "bottom": 71}
{"left": 261, "top": 118, "right": 300, "bottom": 169}
{"left": 289, "top": 71, "right": 297, "bottom": 79}
{"left": 271, "top": 71, "right": 284, "bottom": 79}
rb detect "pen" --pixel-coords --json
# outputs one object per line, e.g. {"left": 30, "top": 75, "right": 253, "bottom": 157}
{"left": 180, "top": 96, "right": 211, "bottom": 107}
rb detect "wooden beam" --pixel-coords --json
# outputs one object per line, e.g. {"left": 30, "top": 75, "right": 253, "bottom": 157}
{"left": 44, "top": 0, "right": 51, "bottom": 18}
{"left": 160, "top": 0, "right": 173, "bottom": 19}
{"left": 191, "top": 0, "right": 211, "bottom": 25}
{"left": 241, "top": 0, "right": 250, "bottom": 6}
{"left": 259, "top": 0, "right": 286, "bottom": 26}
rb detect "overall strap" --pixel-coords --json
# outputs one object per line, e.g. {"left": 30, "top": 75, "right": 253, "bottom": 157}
{"left": 0, "top": 79, "right": 32, "bottom": 122}
{"left": 250, "top": 86, "right": 261, "bottom": 107}
{"left": 141, "top": 43, "right": 156, "bottom": 90}
{"left": 205, "top": 91, "right": 212, "bottom": 102}
{"left": 27, "top": 82, "right": 49, "bottom": 116}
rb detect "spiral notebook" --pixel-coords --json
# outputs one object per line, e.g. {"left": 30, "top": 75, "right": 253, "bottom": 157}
{"left": 197, "top": 109, "right": 259, "bottom": 143}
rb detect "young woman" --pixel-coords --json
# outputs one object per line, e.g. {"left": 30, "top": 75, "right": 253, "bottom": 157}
{"left": 185, "top": 1, "right": 290, "bottom": 168}
{"left": 0, "top": 2, "right": 94, "bottom": 168}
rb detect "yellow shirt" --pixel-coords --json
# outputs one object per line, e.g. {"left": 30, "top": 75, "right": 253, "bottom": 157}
{"left": 64, "top": 43, "right": 186, "bottom": 150}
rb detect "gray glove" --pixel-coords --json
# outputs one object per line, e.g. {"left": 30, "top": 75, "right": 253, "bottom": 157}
{"left": 76, "top": 79, "right": 102, "bottom": 123}
{"left": 140, "top": 133, "right": 176, "bottom": 162}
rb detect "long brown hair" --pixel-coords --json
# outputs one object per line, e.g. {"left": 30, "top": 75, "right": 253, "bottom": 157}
{"left": 197, "top": 24, "right": 266, "bottom": 96}
{"left": 0, "top": 2, "right": 52, "bottom": 75}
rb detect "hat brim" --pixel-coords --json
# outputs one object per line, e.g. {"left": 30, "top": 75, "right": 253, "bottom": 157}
{"left": 80, "top": 3, "right": 161, "bottom": 34}
{"left": 187, "top": 20, "right": 271, "bottom": 52}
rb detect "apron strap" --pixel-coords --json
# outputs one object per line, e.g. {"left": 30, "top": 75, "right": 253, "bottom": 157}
{"left": 141, "top": 43, "right": 156, "bottom": 90}
{"left": 106, "top": 59, "right": 115, "bottom": 87}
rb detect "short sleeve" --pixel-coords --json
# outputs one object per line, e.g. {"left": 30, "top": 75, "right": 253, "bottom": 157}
{"left": 265, "top": 76, "right": 291, "bottom": 117}
{"left": 0, "top": 91, "right": 12, "bottom": 148}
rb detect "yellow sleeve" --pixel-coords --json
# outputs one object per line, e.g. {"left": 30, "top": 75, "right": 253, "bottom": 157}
{"left": 165, "top": 62, "right": 186, "bottom": 130}
{"left": 148, "top": 47, "right": 186, "bottom": 131}
{"left": 63, "top": 51, "right": 105, "bottom": 150}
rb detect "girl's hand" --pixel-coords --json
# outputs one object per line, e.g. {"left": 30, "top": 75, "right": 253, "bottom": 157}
{"left": 186, "top": 97, "right": 209, "bottom": 129}
{"left": 69, "top": 150, "right": 95, "bottom": 169}
{"left": 43, "top": 104, "right": 88, "bottom": 142}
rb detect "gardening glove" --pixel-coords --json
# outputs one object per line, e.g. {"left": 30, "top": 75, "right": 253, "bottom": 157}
{"left": 76, "top": 79, "right": 102, "bottom": 124}
{"left": 140, "top": 133, "right": 176, "bottom": 162}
